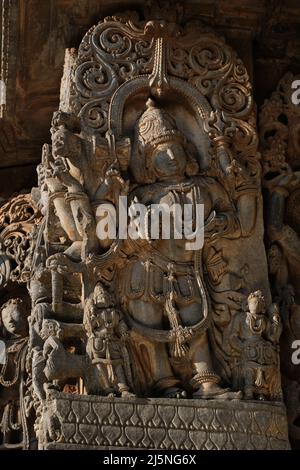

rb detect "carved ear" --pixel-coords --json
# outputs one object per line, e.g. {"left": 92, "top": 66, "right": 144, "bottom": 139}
{"left": 116, "top": 138, "right": 131, "bottom": 172}
{"left": 185, "top": 140, "right": 199, "bottom": 176}
{"left": 186, "top": 154, "right": 199, "bottom": 176}
{"left": 130, "top": 138, "right": 155, "bottom": 184}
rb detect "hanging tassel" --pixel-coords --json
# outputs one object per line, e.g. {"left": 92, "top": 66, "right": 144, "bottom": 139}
{"left": 165, "top": 292, "right": 189, "bottom": 358}
{"left": 105, "top": 338, "right": 115, "bottom": 384}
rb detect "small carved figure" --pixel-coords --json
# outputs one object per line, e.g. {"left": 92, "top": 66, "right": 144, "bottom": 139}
{"left": 84, "top": 283, "right": 134, "bottom": 397}
{"left": 0, "top": 298, "right": 30, "bottom": 448}
{"left": 231, "top": 291, "right": 282, "bottom": 400}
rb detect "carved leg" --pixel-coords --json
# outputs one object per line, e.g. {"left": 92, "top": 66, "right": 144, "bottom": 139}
{"left": 84, "top": 363, "right": 114, "bottom": 396}
{"left": 114, "top": 364, "right": 135, "bottom": 397}
{"left": 65, "top": 192, "right": 98, "bottom": 258}
{"left": 127, "top": 299, "right": 183, "bottom": 397}
{"left": 43, "top": 337, "right": 87, "bottom": 382}
{"left": 32, "top": 348, "right": 47, "bottom": 401}
{"left": 190, "top": 332, "right": 242, "bottom": 399}
{"left": 51, "top": 193, "right": 81, "bottom": 242}
{"left": 244, "top": 367, "right": 254, "bottom": 399}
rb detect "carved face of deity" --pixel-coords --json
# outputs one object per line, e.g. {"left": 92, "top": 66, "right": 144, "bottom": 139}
{"left": 93, "top": 283, "right": 113, "bottom": 309}
{"left": 1, "top": 300, "right": 28, "bottom": 337}
{"left": 151, "top": 141, "right": 187, "bottom": 180}
{"left": 247, "top": 292, "right": 265, "bottom": 316}
{"left": 51, "top": 126, "right": 79, "bottom": 159}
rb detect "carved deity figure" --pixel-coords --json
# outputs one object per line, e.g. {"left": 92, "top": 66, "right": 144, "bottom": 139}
{"left": 231, "top": 291, "right": 282, "bottom": 400}
{"left": 97, "top": 99, "right": 243, "bottom": 399}
{"left": 84, "top": 283, "right": 134, "bottom": 397}
{"left": 0, "top": 298, "right": 30, "bottom": 448}
{"left": 37, "top": 113, "right": 99, "bottom": 262}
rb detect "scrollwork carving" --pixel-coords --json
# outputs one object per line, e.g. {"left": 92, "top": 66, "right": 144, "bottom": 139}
{"left": 0, "top": 194, "right": 42, "bottom": 285}
{"left": 0, "top": 5, "right": 290, "bottom": 450}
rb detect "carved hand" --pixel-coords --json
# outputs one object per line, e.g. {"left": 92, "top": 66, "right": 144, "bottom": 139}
{"left": 51, "top": 158, "right": 82, "bottom": 191}
{"left": 204, "top": 211, "right": 227, "bottom": 238}
{"left": 106, "top": 167, "right": 129, "bottom": 194}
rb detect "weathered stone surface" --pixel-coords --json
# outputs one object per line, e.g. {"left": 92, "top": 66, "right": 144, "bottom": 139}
{"left": 1, "top": 1, "right": 300, "bottom": 180}
{"left": 39, "top": 392, "right": 290, "bottom": 450}
{"left": 259, "top": 71, "right": 300, "bottom": 448}
{"left": 1, "top": 1, "right": 299, "bottom": 451}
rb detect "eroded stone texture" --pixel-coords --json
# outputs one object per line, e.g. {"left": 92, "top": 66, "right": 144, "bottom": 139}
{"left": 0, "top": 0, "right": 296, "bottom": 451}
{"left": 259, "top": 72, "right": 300, "bottom": 447}
{"left": 39, "top": 393, "right": 290, "bottom": 450}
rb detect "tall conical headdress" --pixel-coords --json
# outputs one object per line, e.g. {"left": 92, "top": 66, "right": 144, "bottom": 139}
{"left": 130, "top": 98, "right": 198, "bottom": 183}
{"left": 130, "top": 99, "right": 186, "bottom": 183}
{"left": 136, "top": 99, "right": 184, "bottom": 155}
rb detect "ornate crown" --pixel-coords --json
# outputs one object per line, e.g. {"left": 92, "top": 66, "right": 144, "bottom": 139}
{"left": 136, "top": 99, "right": 185, "bottom": 155}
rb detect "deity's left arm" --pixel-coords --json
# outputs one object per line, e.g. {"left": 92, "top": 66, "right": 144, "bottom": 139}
{"left": 207, "top": 179, "right": 242, "bottom": 239}
{"left": 234, "top": 187, "right": 258, "bottom": 237}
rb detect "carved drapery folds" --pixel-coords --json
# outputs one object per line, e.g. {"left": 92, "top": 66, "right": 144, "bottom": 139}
{"left": 260, "top": 72, "right": 300, "bottom": 446}
{"left": 0, "top": 6, "right": 290, "bottom": 450}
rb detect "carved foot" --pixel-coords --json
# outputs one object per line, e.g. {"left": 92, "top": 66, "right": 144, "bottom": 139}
{"left": 121, "top": 390, "right": 136, "bottom": 398}
{"left": 44, "top": 382, "right": 61, "bottom": 393}
{"left": 64, "top": 241, "right": 82, "bottom": 261}
{"left": 193, "top": 383, "right": 242, "bottom": 400}
{"left": 162, "top": 387, "right": 187, "bottom": 399}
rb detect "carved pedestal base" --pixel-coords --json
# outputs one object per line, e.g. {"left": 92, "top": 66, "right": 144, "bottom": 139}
{"left": 39, "top": 392, "right": 290, "bottom": 450}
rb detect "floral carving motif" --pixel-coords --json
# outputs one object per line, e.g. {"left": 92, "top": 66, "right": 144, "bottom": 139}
{"left": 0, "top": 194, "right": 42, "bottom": 284}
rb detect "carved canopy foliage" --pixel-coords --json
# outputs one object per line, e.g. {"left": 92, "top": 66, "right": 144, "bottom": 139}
{"left": 64, "top": 10, "right": 258, "bottom": 173}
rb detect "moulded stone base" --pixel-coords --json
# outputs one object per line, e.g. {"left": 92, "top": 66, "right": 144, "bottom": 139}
{"left": 39, "top": 391, "right": 290, "bottom": 450}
